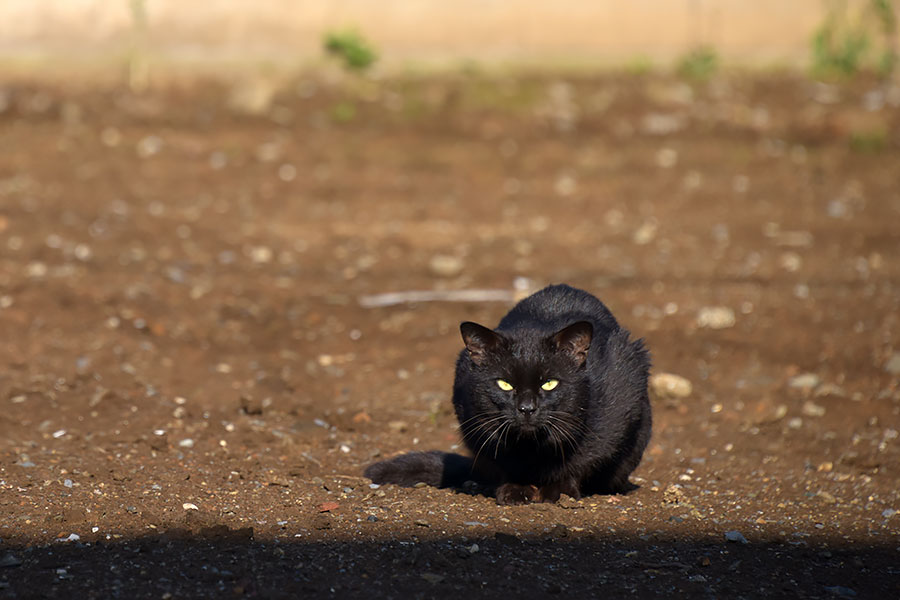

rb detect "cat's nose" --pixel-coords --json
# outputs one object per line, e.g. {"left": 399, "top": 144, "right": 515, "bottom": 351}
{"left": 517, "top": 401, "right": 536, "bottom": 415}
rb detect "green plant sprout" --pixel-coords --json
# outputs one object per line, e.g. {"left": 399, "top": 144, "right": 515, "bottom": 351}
{"left": 677, "top": 46, "right": 718, "bottom": 81}
{"left": 323, "top": 30, "right": 378, "bottom": 73}
{"left": 811, "top": 0, "right": 898, "bottom": 78}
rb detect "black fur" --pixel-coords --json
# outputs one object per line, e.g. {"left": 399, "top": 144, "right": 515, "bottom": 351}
{"left": 364, "top": 284, "right": 652, "bottom": 504}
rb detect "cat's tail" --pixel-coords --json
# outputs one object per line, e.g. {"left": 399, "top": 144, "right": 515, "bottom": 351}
{"left": 364, "top": 451, "right": 486, "bottom": 488}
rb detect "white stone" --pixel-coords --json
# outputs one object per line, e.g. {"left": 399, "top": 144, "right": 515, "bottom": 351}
{"left": 649, "top": 373, "right": 693, "bottom": 399}
{"left": 696, "top": 306, "right": 735, "bottom": 329}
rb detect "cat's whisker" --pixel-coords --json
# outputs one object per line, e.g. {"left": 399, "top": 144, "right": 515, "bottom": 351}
{"left": 460, "top": 413, "right": 505, "bottom": 434}
{"left": 546, "top": 416, "right": 583, "bottom": 463}
{"left": 545, "top": 414, "right": 580, "bottom": 446}
{"left": 544, "top": 424, "right": 559, "bottom": 457}
{"left": 457, "top": 412, "right": 497, "bottom": 428}
{"left": 493, "top": 421, "right": 512, "bottom": 460}
{"left": 557, "top": 419, "right": 582, "bottom": 446}
{"left": 459, "top": 413, "right": 498, "bottom": 427}
{"left": 545, "top": 422, "right": 567, "bottom": 464}
{"left": 503, "top": 419, "right": 515, "bottom": 446}
{"left": 555, "top": 425, "right": 573, "bottom": 469}
{"left": 547, "top": 411, "right": 592, "bottom": 441}
{"left": 472, "top": 417, "right": 508, "bottom": 468}
{"left": 462, "top": 415, "right": 508, "bottom": 441}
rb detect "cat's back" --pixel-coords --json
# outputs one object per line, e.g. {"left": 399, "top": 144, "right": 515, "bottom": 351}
{"left": 497, "top": 284, "right": 619, "bottom": 335}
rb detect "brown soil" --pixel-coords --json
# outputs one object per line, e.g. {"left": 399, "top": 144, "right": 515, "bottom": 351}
{"left": 0, "top": 72, "right": 898, "bottom": 598}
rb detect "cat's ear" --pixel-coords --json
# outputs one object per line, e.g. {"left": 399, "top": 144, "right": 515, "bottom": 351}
{"left": 460, "top": 322, "right": 501, "bottom": 365}
{"left": 551, "top": 321, "right": 593, "bottom": 366}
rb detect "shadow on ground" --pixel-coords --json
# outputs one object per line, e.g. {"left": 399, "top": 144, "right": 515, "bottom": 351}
{"left": 1, "top": 530, "right": 896, "bottom": 598}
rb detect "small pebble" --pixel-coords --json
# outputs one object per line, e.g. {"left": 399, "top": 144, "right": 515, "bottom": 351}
{"left": 656, "top": 147, "right": 678, "bottom": 168}
{"left": 789, "top": 373, "right": 821, "bottom": 390}
{"left": 724, "top": 530, "right": 748, "bottom": 544}
{"left": 136, "top": 135, "right": 163, "bottom": 157}
{"left": 632, "top": 222, "right": 658, "bottom": 245}
{"left": 778, "top": 252, "right": 802, "bottom": 272}
{"left": 0, "top": 554, "right": 22, "bottom": 568}
{"left": 815, "top": 384, "right": 846, "bottom": 398}
{"left": 100, "top": 127, "right": 122, "bottom": 147}
{"left": 554, "top": 174, "right": 577, "bottom": 196}
{"left": 278, "top": 164, "right": 297, "bottom": 182}
{"left": 696, "top": 306, "right": 735, "bottom": 329}
{"left": 884, "top": 353, "right": 900, "bottom": 375}
{"left": 26, "top": 261, "right": 48, "bottom": 278}
{"left": 248, "top": 246, "right": 273, "bottom": 264}
{"left": 802, "top": 401, "right": 826, "bottom": 417}
{"left": 817, "top": 490, "right": 837, "bottom": 504}
{"left": 649, "top": 373, "right": 693, "bottom": 399}
{"left": 773, "top": 405, "right": 788, "bottom": 422}
{"left": 428, "top": 254, "right": 464, "bottom": 278}
{"left": 182, "top": 503, "right": 199, "bottom": 511}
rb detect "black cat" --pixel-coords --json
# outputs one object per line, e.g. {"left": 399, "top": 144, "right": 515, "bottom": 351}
{"left": 364, "top": 284, "right": 652, "bottom": 505}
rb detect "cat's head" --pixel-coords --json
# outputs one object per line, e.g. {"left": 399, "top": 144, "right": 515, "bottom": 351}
{"left": 459, "top": 320, "right": 593, "bottom": 435}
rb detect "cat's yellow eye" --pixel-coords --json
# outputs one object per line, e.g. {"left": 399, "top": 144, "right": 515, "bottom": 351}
{"left": 541, "top": 379, "right": 560, "bottom": 391}
{"left": 496, "top": 379, "right": 514, "bottom": 391}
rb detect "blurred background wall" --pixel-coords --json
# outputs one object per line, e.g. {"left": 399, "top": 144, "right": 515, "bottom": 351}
{"left": 0, "top": 0, "right": 838, "bottom": 78}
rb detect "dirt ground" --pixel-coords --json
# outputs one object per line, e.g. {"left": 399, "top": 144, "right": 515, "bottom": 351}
{"left": 0, "top": 71, "right": 899, "bottom": 598}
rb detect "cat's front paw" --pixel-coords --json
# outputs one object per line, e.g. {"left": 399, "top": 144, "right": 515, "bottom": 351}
{"left": 496, "top": 483, "right": 538, "bottom": 505}
{"left": 537, "top": 479, "right": 581, "bottom": 503}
